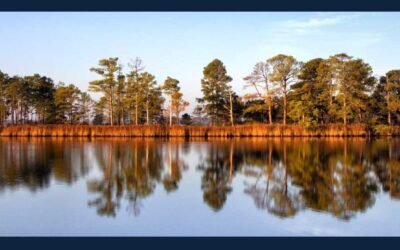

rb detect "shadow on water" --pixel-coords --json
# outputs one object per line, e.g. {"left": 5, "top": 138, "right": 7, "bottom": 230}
{"left": 1, "top": 137, "right": 400, "bottom": 220}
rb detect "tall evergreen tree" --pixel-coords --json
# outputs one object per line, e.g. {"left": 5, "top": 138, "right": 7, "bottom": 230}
{"left": 200, "top": 59, "right": 233, "bottom": 125}
{"left": 171, "top": 91, "right": 189, "bottom": 125}
{"left": 335, "top": 57, "right": 375, "bottom": 124}
{"left": 26, "top": 74, "right": 55, "bottom": 124}
{"left": 267, "top": 54, "right": 301, "bottom": 125}
{"left": 288, "top": 58, "right": 324, "bottom": 125}
{"left": 79, "top": 92, "right": 94, "bottom": 124}
{"left": 0, "top": 71, "right": 8, "bottom": 125}
{"left": 162, "top": 77, "right": 180, "bottom": 125}
{"left": 139, "top": 72, "right": 164, "bottom": 124}
{"left": 115, "top": 67, "right": 126, "bottom": 125}
{"left": 126, "top": 58, "right": 145, "bottom": 125}
{"left": 54, "top": 83, "right": 81, "bottom": 124}
{"left": 89, "top": 57, "right": 121, "bottom": 125}
{"left": 384, "top": 70, "right": 400, "bottom": 125}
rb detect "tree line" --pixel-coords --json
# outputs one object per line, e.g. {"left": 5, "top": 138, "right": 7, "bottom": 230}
{"left": 198, "top": 54, "right": 400, "bottom": 127}
{"left": 0, "top": 53, "right": 399, "bottom": 126}
{"left": 0, "top": 73, "right": 93, "bottom": 125}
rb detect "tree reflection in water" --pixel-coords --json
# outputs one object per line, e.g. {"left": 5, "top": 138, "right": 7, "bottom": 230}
{"left": 162, "top": 140, "right": 189, "bottom": 193}
{"left": 197, "top": 141, "right": 239, "bottom": 211}
{"left": 87, "top": 139, "right": 163, "bottom": 217}
{"left": 86, "top": 138, "right": 189, "bottom": 217}
{"left": 243, "top": 140, "right": 303, "bottom": 218}
{"left": 1, "top": 137, "right": 400, "bottom": 220}
{"left": 242, "top": 138, "right": 385, "bottom": 220}
{"left": 0, "top": 137, "right": 91, "bottom": 192}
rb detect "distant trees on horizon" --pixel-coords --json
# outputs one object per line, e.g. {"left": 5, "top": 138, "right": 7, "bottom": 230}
{"left": 0, "top": 53, "right": 399, "bottom": 126}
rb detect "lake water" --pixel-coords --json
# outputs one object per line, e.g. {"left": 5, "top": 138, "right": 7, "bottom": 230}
{"left": 0, "top": 137, "right": 399, "bottom": 236}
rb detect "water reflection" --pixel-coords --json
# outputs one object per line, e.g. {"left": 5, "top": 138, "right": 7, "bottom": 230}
{"left": 162, "top": 142, "right": 189, "bottom": 193}
{"left": 0, "top": 138, "right": 91, "bottom": 192}
{"left": 87, "top": 139, "right": 166, "bottom": 217}
{"left": 1, "top": 137, "right": 400, "bottom": 221}
{"left": 241, "top": 139, "right": 379, "bottom": 220}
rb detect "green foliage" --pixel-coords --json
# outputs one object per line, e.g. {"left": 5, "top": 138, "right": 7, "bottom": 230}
{"left": 79, "top": 92, "right": 94, "bottom": 124}
{"left": 89, "top": 57, "right": 121, "bottom": 125}
{"left": 200, "top": 59, "right": 233, "bottom": 125}
{"left": 125, "top": 58, "right": 146, "bottom": 125}
{"left": 139, "top": 72, "right": 165, "bottom": 124}
{"left": 0, "top": 71, "right": 8, "bottom": 125}
{"left": 288, "top": 58, "right": 324, "bottom": 126}
{"left": 243, "top": 62, "right": 276, "bottom": 124}
{"left": 54, "top": 83, "right": 81, "bottom": 124}
{"left": 384, "top": 70, "right": 400, "bottom": 124}
{"left": 0, "top": 53, "right": 399, "bottom": 127}
{"left": 267, "top": 54, "right": 301, "bottom": 125}
{"left": 181, "top": 113, "right": 192, "bottom": 125}
{"left": 335, "top": 56, "right": 375, "bottom": 124}
{"left": 243, "top": 99, "right": 267, "bottom": 123}
{"left": 162, "top": 76, "right": 183, "bottom": 125}
{"left": 162, "top": 76, "right": 180, "bottom": 95}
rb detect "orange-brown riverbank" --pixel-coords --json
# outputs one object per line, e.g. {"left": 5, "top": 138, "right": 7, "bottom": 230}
{"left": 0, "top": 124, "right": 398, "bottom": 137}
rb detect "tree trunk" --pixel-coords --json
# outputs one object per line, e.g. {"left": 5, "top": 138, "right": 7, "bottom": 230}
{"left": 146, "top": 102, "right": 149, "bottom": 125}
{"left": 282, "top": 79, "right": 287, "bottom": 125}
{"left": 265, "top": 80, "right": 273, "bottom": 125}
{"left": 109, "top": 93, "right": 114, "bottom": 126}
{"left": 268, "top": 100, "right": 272, "bottom": 125}
{"left": 343, "top": 97, "right": 347, "bottom": 125}
{"left": 70, "top": 105, "right": 73, "bottom": 125}
{"left": 169, "top": 95, "right": 172, "bottom": 126}
{"left": 135, "top": 103, "right": 138, "bottom": 125}
{"left": 329, "top": 79, "right": 333, "bottom": 107}
{"left": 387, "top": 79, "right": 392, "bottom": 125}
{"left": 176, "top": 110, "right": 180, "bottom": 125}
{"left": 16, "top": 102, "right": 20, "bottom": 125}
{"left": 42, "top": 109, "right": 45, "bottom": 124}
{"left": 229, "top": 90, "right": 234, "bottom": 126}
{"left": 11, "top": 108, "right": 15, "bottom": 125}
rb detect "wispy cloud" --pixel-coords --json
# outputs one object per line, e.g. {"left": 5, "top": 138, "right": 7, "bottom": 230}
{"left": 260, "top": 13, "right": 383, "bottom": 58}
{"left": 283, "top": 16, "right": 345, "bottom": 29}
{"left": 277, "top": 14, "right": 358, "bottom": 35}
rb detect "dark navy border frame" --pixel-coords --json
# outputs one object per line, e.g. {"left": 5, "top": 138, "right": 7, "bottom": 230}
{"left": 1, "top": 237, "right": 400, "bottom": 249}
{"left": 0, "top": 0, "right": 400, "bottom": 11}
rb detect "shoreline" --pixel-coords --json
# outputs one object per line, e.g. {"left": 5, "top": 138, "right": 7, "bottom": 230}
{"left": 0, "top": 124, "right": 399, "bottom": 137}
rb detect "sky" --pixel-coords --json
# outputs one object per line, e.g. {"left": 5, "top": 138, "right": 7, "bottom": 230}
{"left": 0, "top": 12, "right": 399, "bottom": 111}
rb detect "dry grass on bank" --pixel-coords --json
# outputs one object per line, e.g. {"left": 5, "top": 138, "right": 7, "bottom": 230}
{"left": 0, "top": 124, "right": 394, "bottom": 137}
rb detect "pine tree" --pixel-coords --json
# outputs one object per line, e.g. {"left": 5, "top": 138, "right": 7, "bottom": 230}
{"left": 288, "top": 58, "right": 323, "bottom": 125}
{"left": 162, "top": 77, "right": 180, "bottom": 125}
{"left": 139, "top": 72, "right": 164, "bottom": 124}
{"left": 79, "top": 92, "right": 94, "bottom": 124}
{"left": 89, "top": 57, "right": 121, "bottom": 125}
{"left": 54, "top": 83, "right": 81, "bottom": 124}
{"left": 384, "top": 70, "right": 400, "bottom": 125}
{"left": 171, "top": 91, "right": 189, "bottom": 125}
{"left": 126, "top": 58, "right": 145, "bottom": 125}
{"left": 335, "top": 56, "right": 375, "bottom": 124}
{"left": 200, "top": 59, "right": 233, "bottom": 125}
{"left": 0, "top": 71, "right": 8, "bottom": 125}
{"left": 267, "top": 54, "right": 301, "bottom": 125}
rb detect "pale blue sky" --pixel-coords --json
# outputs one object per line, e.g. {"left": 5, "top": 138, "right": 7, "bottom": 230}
{"left": 0, "top": 12, "right": 399, "bottom": 111}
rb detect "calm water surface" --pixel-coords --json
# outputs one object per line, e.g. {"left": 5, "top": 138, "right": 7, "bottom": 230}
{"left": 0, "top": 137, "right": 400, "bottom": 236}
